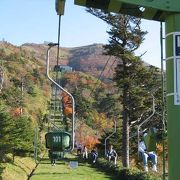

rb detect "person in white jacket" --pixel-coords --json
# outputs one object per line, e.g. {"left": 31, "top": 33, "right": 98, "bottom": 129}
{"left": 107, "top": 145, "right": 117, "bottom": 166}
{"left": 138, "top": 137, "right": 157, "bottom": 172}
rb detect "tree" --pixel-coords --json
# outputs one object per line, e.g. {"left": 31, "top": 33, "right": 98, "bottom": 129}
{"left": 13, "top": 115, "right": 34, "bottom": 155}
{"left": 62, "top": 92, "right": 73, "bottom": 117}
{"left": 0, "top": 105, "right": 34, "bottom": 161}
{"left": 2, "top": 86, "right": 22, "bottom": 108}
{"left": 110, "top": 49, "right": 162, "bottom": 168}
{"left": 87, "top": 9, "right": 154, "bottom": 168}
{"left": 0, "top": 106, "right": 15, "bottom": 159}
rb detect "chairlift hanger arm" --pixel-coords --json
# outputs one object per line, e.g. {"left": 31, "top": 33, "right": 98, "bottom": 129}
{"left": 104, "top": 120, "right": 117, "bottom": 156}
{"left": 138, "top": 94, "right": 155, "bottom": 128}
{"left": 46, "top": 44, "right": 75, "bottom": 151}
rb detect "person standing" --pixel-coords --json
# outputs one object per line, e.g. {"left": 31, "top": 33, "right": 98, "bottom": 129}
{"left": 83, "top": 145, "right": 88, "bottom": 159}
{"left": 107, "top": 145, "right": 117, "bottom": 166}
{"left": 77, "top": 143, "right": 82, "bottom": 155}
{"left": 48, "top": 150, "right": 57, "bottom": 166}
{"left": 91, "top": 147, "right": 98, "bottom": 163}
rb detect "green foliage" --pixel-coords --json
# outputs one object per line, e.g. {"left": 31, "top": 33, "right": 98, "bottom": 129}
{"left": 96, "top": 158, "right": 161, "bottom": 180}
{"left": 26, "top": 85, "right": 36, "bottom": 96}
{"left": 13, "top": 115, "right": 34, "bottom": 153}
{"left": 115, "top": 55, "right": 162, "bottom": 123}
{"left": 73, "top": 88, "right": 92, "bottom": 118}
{"left": 0, "top": 48, "right": 6, "bottom": 58}
{"left": 87, "top": 9, "right": 163, "bottom": 168}
{"left": 1, "top": 86, "right": 22, "bottom": 107}
{"left": 31, "top": 68, "right": 39, "bottom": 78}
{"left": 0, "top": 105, "right": 34, "bottom": 159}
{"left": 0, "top": 106, "right": 15, "bottom": 157}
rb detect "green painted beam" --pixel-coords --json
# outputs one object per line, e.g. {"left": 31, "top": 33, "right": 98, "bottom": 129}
{"left": 115, "top": 0, "right": 180, "bottom": 12}
{"left": 74, "top": 0, "right": 180, "bottom": 21}
{"left": 75, "top": 0, "right": 111, "bottom": 11}
{"left": 74, "top": 0, "right": 180, "bottom": 12}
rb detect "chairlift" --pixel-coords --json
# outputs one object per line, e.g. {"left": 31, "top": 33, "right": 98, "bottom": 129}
{"left": 45, "top": 131, "right": 71, "bottom": 151}
{"left": 54, "top": 65, "right": 72, "bottom": 72}
{"left": 137, "top": 94, "right": 156, "bottom": 156}
{"left": 44, "top": 0, "right": 75, "bottom": 158}
{"left": 45, "top": 43, "right": 75, "bottom": 153}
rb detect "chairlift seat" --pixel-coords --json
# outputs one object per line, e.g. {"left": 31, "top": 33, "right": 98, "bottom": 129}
{"left": 45, "top": 131, "right": 71, "bottom": 151}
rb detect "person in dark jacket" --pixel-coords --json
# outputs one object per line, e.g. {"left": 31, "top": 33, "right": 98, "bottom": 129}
{"left": 91, "top": 147, "right": 98, "bottom": 163}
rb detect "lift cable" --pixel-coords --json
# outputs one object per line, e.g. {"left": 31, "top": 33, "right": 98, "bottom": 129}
{"left": 53, "top": 15, "right": 63, "bottom": 129}
{"left": 56, "top": 15, "right": 61, "bottom": 67}
{"left": 90, "top": 56, "right": 112, "bottom": 97}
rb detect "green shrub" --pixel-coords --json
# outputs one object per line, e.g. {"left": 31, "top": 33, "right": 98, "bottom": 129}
{"left": 95, "top": 157, "right": 161, "bottom": 180}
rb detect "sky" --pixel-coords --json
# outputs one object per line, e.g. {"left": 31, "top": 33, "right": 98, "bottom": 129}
{"left": 0, "top": 0, "right": 163, "bottom": 68}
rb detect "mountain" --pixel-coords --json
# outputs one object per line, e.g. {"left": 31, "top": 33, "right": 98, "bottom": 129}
{"left": 0, "top": 41, "right": 118, "bottom": 121}
{"left": 21, "top": 43, "right": 117, "bottom": 82}
{"left": 0, "top": 41, "right": 154, "bottom": 86}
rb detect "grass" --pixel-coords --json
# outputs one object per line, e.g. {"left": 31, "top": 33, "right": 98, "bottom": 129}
{"left": 30, "top": 154, "right": 116, "bottom": 180}
{"left": 0, "top": 153, "right": 162, "bottom": 180}
{"left": 1, "top": 154, "right": 36, "bottom": 180}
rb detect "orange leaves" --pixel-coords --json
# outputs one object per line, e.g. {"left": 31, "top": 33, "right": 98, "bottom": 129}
{"left": 62, "top": 91, "right": 72, "bottom": 117}
{"left": 10, "top": 107, "right": 21, "bottom": 117}
{"left": 64, "top": 107, "right": 72, "bottom": 115}
{"left": 85, "top": 136, "right": 99, "bottom": 149}
{"left": 156, "top": 143, "right": 168, "bottom": 157}
{"left": 75, "top": 121, "right": 100, "bottom": 150}
{"left": 65, "top": 73, "right": 78, "bottom": 87}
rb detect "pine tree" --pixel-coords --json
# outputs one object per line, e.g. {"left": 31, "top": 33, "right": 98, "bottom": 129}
{"left": 0, "top": 106, "right": 15, "bottom": 160}
{"left": 0, "top": 105, "right": 34, "bottom": 161}
{"left": 87, "top": 9, "right": 160, "bottom": 168}
{"left": 13, "top": 115, "right": 34, "bottom": 154}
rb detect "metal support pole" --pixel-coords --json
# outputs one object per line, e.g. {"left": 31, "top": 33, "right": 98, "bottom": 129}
{"left": 0, "top": 65, "right": 4, "bottom": 92}
{"left": 165, "top": 13, "right": 180, "bottom": 180}
{"left": 46, "top": 43, "right": 75, "bottom": 151}
{"left": 20, "top": 77, "right": 24, "bottom": 115}
{"left": 34, "top": 127, "right": 38, "bottom": 163}
{"left": 160, "top": 22, "right": 167, "bottom": 180}
{"left": 104, "top": 119, "right": 116, "bottom": 156}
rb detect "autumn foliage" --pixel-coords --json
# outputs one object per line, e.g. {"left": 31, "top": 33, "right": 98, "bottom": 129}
{"left": 90, "top": 112, "right": 114, "bottom": 135}
{"left": 75, "top": 121, "right": 100, "bottom": 150}
{"left": 61, "top": 91, "right": 73, "bottom": 117}
{"left": 10, "top": 107, "right": 21, "bottom": 117}
{"left": 85, "top": 136, "right": 99, "bottom": 149}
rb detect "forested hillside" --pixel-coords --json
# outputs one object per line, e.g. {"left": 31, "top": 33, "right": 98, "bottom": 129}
{"left": 0, "top": 41, "right": 50, "bottom": 121}
{"left": 0, "top": 40, "right": 165, "bottom": 179}
{"left": 21, "top": 43, "right": 117, "bottom": 82}
{"left": 0, "top": 41, "right": 51, "bottom": 174}
{"left": 0, "top": 40, "right": 163, "bottom": 151}
{"left": 0, "top": 40, "right": 121, "bottom": 160}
